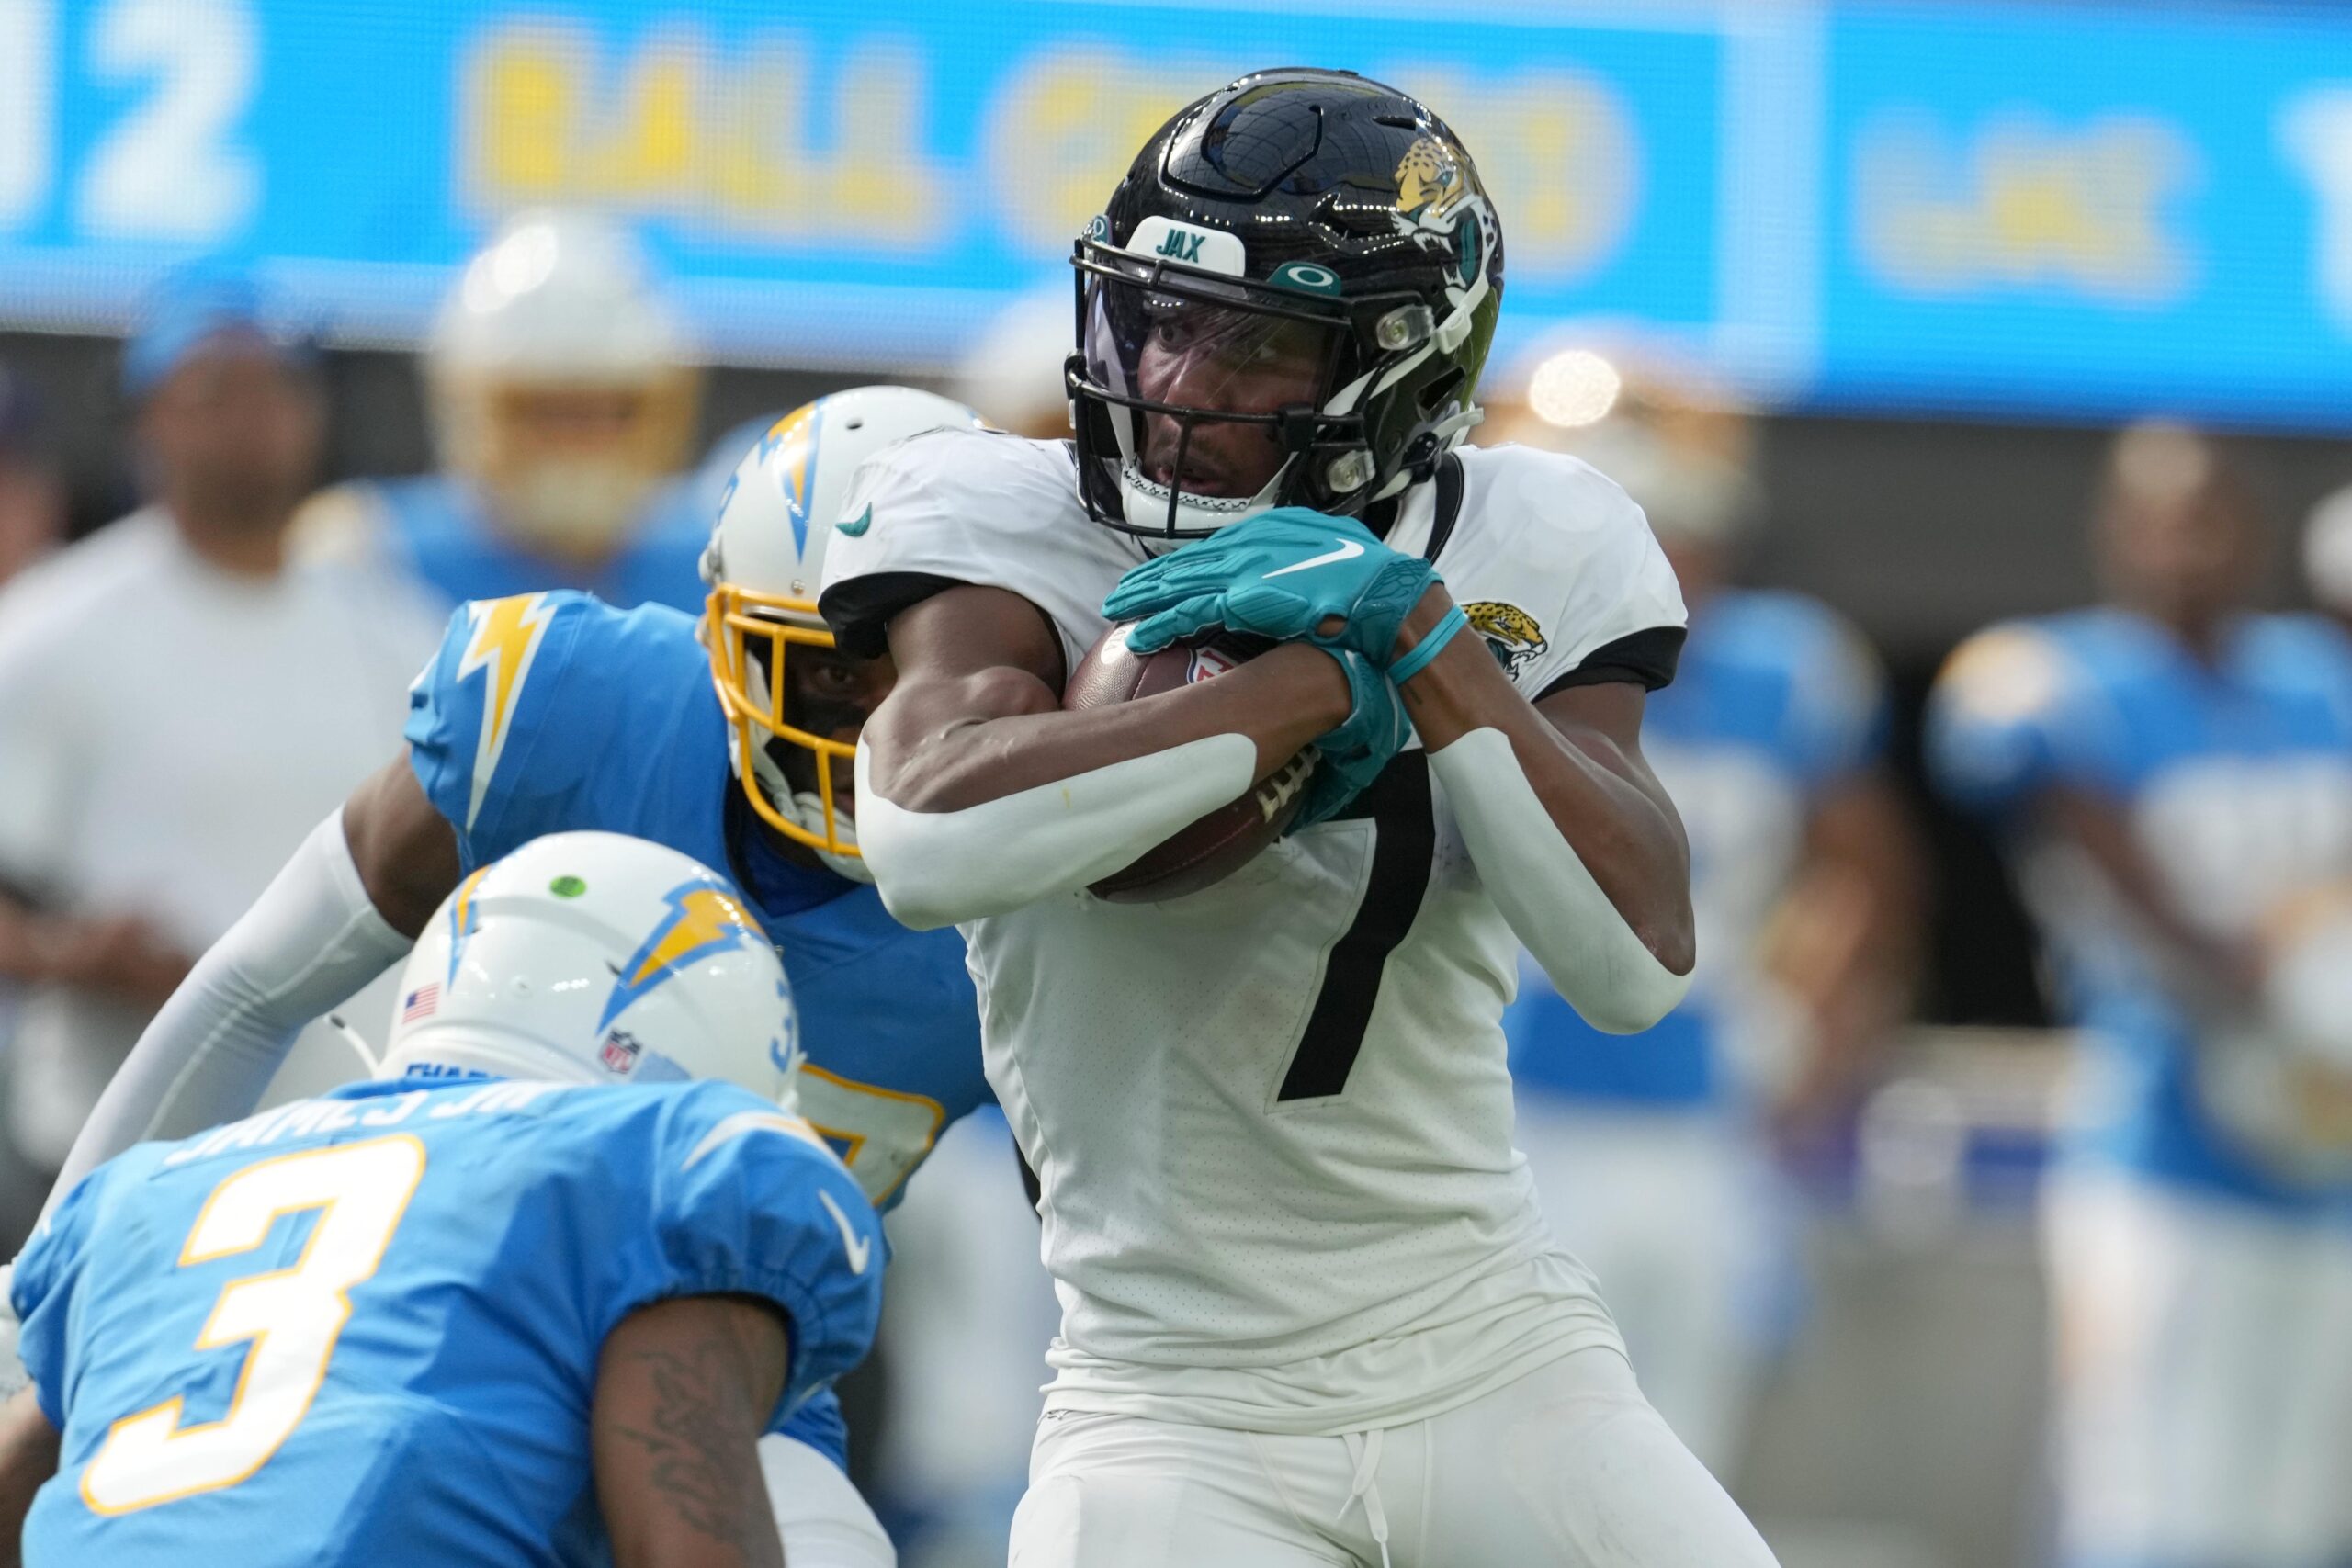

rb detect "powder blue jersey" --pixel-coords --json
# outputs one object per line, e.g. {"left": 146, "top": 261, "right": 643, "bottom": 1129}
{"left": 1509, "top": 591, "right": 1888, "bottom": 1108}
{"left": 1928, "top": 607, "right": 2352, "bottom": 1211}
{"left": 332, "top": 475, "right": 710, "bottom": 615}
{"left": 401, "top": 590, "right": 990, "bottom": 1461}
{"left": 12, "top": 1076, "right": 883, "bottom": 1568}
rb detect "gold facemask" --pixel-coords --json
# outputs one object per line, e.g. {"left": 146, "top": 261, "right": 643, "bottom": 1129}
{"left": 705, "top": 585, "right": 859, "bottom": 858}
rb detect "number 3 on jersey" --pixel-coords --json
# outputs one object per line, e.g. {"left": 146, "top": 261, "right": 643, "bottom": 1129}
{"left": 81, "top": 1137, "right": 425, "bottom": 1516}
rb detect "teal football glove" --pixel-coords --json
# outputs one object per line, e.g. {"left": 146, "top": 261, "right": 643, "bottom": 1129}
{"left": 1294, "top": 646, "right": 1410, "bottom": 829}
{"left": 1105, "top": 507, "right": 1441, "bottom": 671}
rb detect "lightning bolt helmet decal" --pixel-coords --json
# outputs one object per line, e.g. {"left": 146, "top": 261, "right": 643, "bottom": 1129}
{"left": 599, "top": 880, "right": 767, "bottom": 1031}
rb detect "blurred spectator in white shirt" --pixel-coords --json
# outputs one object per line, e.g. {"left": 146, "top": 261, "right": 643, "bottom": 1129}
{"left": 0, "top": 277, "right": 441, "bottom": 1179}
{"left": 0, "top": 367, "right": 62, "bottom": 589}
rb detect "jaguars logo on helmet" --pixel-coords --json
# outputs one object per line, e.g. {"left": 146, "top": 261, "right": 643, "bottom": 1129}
{"left": 1463, "top": 601, "right": 1549, "bottom": 678}
{"left": 1393, "top": 132, "right": 1497, "bottom": 292}
{"left": 1395, "top": 136, "right": 1469, "bottom": 226}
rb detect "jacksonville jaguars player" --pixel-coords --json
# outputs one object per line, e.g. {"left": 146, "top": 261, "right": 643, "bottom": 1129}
{"left": 1929, "top": 423, "right": 2352, "bottom": 1568}
{"left": 0, "top": 830, "right": 883, "bottom": 1567}
{"left": 295, "top": 209, "right": 711, "bottom": 613}
{"left": 34, "top": 386, "right": 991, "bottom": 1568}
{"left": 823, "top": 71, "right": 1778, "bottom": 1567}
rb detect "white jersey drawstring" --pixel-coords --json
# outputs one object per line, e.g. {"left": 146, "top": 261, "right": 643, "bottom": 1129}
{"left": 1338, "top": 1428, "right": 1394, "bottom": 1568}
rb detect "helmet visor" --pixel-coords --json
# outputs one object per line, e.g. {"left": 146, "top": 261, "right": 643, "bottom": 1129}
{"left": 1073, "top": 245, "right": 1365, "bottom": 537}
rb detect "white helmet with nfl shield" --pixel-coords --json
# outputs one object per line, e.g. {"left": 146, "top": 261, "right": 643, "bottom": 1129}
{"left": 703, "top": 387, "right": 987, "bottom": 875}
{"left": 381, "top": 830, "right": 798, "bottom": 1104}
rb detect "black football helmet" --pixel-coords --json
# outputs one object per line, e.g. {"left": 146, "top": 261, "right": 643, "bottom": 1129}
{"left": 1068, "top": 68, "right": 1506, "bottom": 540}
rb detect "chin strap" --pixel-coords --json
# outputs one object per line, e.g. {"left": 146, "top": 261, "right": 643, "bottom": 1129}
{"left": 784, "top": 790, "right": 874, "bottom": 884}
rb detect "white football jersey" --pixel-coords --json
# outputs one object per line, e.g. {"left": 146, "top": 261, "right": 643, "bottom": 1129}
{"left": 822, "top": 430, "right": 1686, "bottom": 1435}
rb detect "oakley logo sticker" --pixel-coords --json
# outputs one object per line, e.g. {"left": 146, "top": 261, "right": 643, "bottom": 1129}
{"left": 1272, "top": 261, "right": 1343, "bottom": 297}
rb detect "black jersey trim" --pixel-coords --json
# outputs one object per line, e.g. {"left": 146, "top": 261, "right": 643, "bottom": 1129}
{"left": 1422, "top": 452, "right": 1464, "bottom": 564}
{"left": 818, "top": 571, "right": 970, "bottom": 660}
{"left": 1534, "top": 625, "right": 1687, "bottom": 699}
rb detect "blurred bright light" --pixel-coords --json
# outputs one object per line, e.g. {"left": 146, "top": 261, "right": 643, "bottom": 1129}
{"left": 1526, "top": 349, "right": 1623, "bottom": 429}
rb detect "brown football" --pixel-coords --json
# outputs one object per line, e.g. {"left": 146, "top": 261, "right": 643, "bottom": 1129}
{"left": 1063, "top": 623, "right": 1316, "bottom": 903}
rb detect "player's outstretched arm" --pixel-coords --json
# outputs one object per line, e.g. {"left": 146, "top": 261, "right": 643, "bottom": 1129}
{"left": 0, "top": 1387, "right": 58, "bottom": 1565}
{"left": 1395, "top": 586, "right": 1698, "bottom": 1032}
{"left": 594, "top": 1293, "right": 792, "bottom": 1568}
{"left": 854, "top": 583, "right": 1351, "bottom": 928}
{"left": 42, "top": 754, "right": 457, "bottom": 1208}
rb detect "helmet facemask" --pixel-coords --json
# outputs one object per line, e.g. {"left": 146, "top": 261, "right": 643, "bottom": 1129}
{"left": 1070, "top": 243, "right": 1447, "bottom": 541}
{"left": 705, "top": 589, "right": 869, "bottom": 878}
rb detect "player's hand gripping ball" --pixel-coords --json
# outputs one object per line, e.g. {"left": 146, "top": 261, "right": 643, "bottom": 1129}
{"left": 1103, "top": 507, "right": 1440, "bottom": 669}
{"left": 1102, "top": 507, "right": 1442, "bottom": 827}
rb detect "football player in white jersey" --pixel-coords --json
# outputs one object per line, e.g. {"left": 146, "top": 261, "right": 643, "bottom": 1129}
{"left": 819, "top": 70, "right": 1780, "bottom": 1568}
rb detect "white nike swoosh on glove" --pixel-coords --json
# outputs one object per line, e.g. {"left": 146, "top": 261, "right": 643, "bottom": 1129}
{"left": 1261, "top": 538, "right": 1366, "bottom": 578}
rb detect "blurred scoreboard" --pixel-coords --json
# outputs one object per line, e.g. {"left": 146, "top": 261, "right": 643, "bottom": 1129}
{"left": 1, "top": 0, "right": 2349, "bottom": 428}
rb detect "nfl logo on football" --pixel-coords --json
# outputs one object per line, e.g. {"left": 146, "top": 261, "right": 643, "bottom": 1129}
{"left": 599, "top": 1030, "right": 642, "bottom": 1075}
{"left": 1186, "top": 646, "right": 1240, "bottom": 683}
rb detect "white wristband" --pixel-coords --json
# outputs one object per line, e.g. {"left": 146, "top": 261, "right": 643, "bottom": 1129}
{"left": 1430, "top": 727, "right": 1691, "bottom": 1033}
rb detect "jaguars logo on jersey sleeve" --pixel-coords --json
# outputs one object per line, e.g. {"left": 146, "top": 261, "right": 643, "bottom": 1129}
{"left": 1462, "top": 601, "right": 1550, "bottom": 679}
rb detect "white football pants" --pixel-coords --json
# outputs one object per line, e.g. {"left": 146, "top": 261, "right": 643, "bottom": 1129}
{"left": 1009, "top": 1346, "right": 1780, "bottom": 1568}
{"left": 762, "top": 1433, "right": 897, "bottom": 1568}
{"left": 2044, "top": 1165, "right": 2352, "bottom": 1568}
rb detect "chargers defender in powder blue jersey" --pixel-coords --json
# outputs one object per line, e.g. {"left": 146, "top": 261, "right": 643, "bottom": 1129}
{"left": 399, "top": 391, "right": 994, "bottom": 1480}
{"left": 1928, "top": 424, "right": 2352, "bottom": 1568}
{"left": 402, "top": 586, "right": 991, "bottom": 1221}
{"left": 1929, "top": 605, "right": 2352, "bottom": 1205}
{"left": 6, "top": 832, "right": 884, "bottom": 1568}
{"left": 40, "top": 389, "right": 993, "bottom": 1515}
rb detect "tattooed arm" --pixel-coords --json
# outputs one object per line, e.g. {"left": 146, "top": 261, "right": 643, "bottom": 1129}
{"left": 594, "top": 1293, "right": 794, "bottom": 1568}
{"left": 0, "top": 1387, "right": 58, "bottom": 1567}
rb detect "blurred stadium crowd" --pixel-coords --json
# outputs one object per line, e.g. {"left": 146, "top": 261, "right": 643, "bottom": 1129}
{"left": 4, "top": 14, "right": 2352, "bottom": 1566}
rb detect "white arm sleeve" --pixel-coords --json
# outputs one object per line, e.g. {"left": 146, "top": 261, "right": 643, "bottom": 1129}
{"left": 1430, "top": 727, "right": 1692, "bottom": 1034}
{"left": 854, "top": 732, "right": 1260, "bottom": 931}
{"left": 44, "top": 810, "right": 413, "bottom": 1207}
